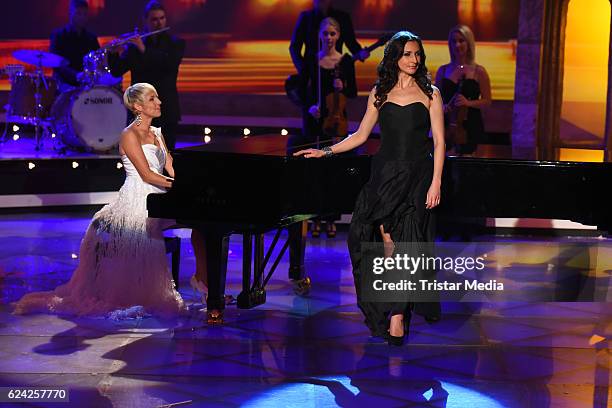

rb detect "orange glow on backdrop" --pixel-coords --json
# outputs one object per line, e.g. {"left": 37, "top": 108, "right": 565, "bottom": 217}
{"left": 558, "top": 148, "right": 605, "bottom": 163}
{"left": 358, "top": 0, "right": 394, "bottom": 25}
{"left": 476, "top": 0, "right": 493, "bottom": 16}
{"left": 88, "top": 0, "right": 105, "bottom": 14}
{"left": 363, "top": 0, "right": 394, "bottom": 11}
{"left": 560, "top": 0, "right": 610, "bottom": 145}
{"left": 250, "top": 0, "right": 309, "bottom": 10}
{"left": 458, "top": 0, "right": 476, "bottom": 25}
{"left": 458, "top": 0, "right": 499, "bottom": 39}
{"left": 0, "top": 38, "right": 515, "bottom": 98}
{"left": 236, "top": 0, "right": 310, "bottom": 25}
{"left": 179, "top": 0, "right": 206, "bottom": 5}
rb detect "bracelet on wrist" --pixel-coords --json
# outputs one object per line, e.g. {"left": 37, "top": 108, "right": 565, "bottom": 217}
{"left": 322, "top": 146, "right": 334, "bottom": 158}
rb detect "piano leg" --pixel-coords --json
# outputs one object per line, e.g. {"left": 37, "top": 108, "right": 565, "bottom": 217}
{"left": 288, "top": 221, "right": 307, "bottom": 279}
{"left": 254, "top": 233, "right": 265, "bottom": 287}
{"left": 288, "top": 221, "right": 311, "bottom": 296}
{"left": 199, "top": 228, "right": 229, "bottom": 321}
{"left": 237, "top": 233, "right": 267, "bottom": 309}
{"left": 241, "top": 233, "right": 252, "bottom": 298}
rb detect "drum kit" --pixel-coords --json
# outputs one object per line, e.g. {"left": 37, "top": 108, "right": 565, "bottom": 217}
{"left": 1, "top": 47, "right": 127, "bottom": 153}
{"left": 2, "top": 27, "right": 171, "bottom": 153}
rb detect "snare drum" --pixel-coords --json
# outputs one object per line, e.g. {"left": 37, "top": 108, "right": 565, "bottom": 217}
{"left": 6, "top": 72, "right": 57, "bottom": 123}
{"left": 51, "top": 86, "right": 127, "bottom": 152}
{"left": 82, "top": 49, "right": 122, "bottom": 87}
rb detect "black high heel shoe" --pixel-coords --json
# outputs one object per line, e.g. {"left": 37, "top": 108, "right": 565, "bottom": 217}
{"left": 386, "top": 323, "right": 406, "bottom": 346}
{"left": 386, "top": 333, "right": 405, "bottom": 346}
{"left": 386, "top": 311, "right": 411, "bottom": 346}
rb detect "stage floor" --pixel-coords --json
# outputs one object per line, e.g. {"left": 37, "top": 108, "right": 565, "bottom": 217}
{"left": 0, "top": 210, "right": 610, "bottom": 407}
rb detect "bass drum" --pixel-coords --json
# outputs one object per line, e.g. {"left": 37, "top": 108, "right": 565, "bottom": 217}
{"left": 7, "top": 72, "right": 57, "bottom": 122}
{"left": 52, "top": 86, "right": 127, "bottom": 152}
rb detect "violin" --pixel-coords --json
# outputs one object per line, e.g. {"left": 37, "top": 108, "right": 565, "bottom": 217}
{"left": 446, "top": 75, "right": 468, "bottom": 146}
{"left": 322, "top": 64, "right": 347, "bottom": 138}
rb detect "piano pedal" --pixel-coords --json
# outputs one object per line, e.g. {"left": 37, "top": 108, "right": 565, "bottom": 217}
{"left": 292, "top": 277, "right": 311, "bottom": 296}
{"left": 311, "top": 221, "right": 321, "bottom": 238}
{"left": 237, "top": 287, "right": 266, "bottom": 309}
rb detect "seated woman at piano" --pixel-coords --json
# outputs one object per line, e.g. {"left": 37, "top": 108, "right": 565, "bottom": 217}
{"left": 296, "top": 31, "right": 445, "bottom": 346}
{"left": 435, "top": 24, "right": 491, "bottom": 156}
{"left": 14, "top": 83, "right": 185, "bottom": 319}
{"left": 299, "top": 17, "right": 358, "bottom": 238}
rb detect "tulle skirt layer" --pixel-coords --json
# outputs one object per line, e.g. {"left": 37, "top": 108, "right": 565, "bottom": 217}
{"left": 14, "top": 176, "right": 184, "bottom": 319}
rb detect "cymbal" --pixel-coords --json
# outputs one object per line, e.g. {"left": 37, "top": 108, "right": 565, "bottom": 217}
{"left": 12, "top": 49, "right": 68, "bottom": 68}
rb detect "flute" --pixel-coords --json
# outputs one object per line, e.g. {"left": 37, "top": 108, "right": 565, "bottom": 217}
{"left": 105, "top": 27, "right": 170, "bottom": 49}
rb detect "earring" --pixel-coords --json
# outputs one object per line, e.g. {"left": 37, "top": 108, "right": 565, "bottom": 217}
{"left": 135, "top": 112, "right": 142, "bottom": 126}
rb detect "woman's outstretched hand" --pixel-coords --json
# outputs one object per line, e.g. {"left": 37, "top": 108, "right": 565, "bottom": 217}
{"left": 293, "top": 149, "right": 326, "bottom": 158}
{"left": 425, "top": 181, "right": 441, "bottom": 209}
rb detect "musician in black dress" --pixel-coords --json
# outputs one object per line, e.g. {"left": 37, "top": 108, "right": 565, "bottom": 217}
{"left": 296, "top": 32, "right": 445, "bottom": 346}
{"left": 288, "top": 0, "right": 368, "bottom": 152}
{"left": 109, "top": 0, "right": 185, "bottom": 151}
{"left": 435, "top": 25, "right": 491, "bottom": 156}
{"left": 301, "top": 17, "right": 357, "bottom": 237}
{"left": 286, "top": 1, "right": 365, "bottom": 276}
{"left": 50, "top": 0, "right": 100, "bottom": 91}
{"left": 303, "top": 18, "right": 357, "bottom": 142}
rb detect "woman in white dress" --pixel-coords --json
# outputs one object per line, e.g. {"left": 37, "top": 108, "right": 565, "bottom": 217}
{"left": 14, "top": 83, "right": 184, "bottom": 318}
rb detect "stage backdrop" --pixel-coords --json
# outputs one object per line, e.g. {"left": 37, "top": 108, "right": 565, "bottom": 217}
{"left": 0, "top": 0, "right": 519, "bottom": 100}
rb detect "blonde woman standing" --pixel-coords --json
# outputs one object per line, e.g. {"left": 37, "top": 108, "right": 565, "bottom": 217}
{"left": 435, "top": 25, "right": 491, "bottom": 156}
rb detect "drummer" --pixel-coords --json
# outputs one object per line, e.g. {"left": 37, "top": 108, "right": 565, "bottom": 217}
{"left": 50, "top": 0, "right": 100, "bottom": 91}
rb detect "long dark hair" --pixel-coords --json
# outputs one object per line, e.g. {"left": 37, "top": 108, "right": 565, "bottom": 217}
{"left": 374, "top": 31, "right": 433, "bottom": 109}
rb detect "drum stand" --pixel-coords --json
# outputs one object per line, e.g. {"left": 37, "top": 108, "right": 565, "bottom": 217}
{"left": 32, "top": 60, "right": 48, "bottom": 151}
{"left": 0, "top": 74, "right": 15, "bottom": 144}
{"left": 0, "top": 120, "right": 9, "bottom": 144}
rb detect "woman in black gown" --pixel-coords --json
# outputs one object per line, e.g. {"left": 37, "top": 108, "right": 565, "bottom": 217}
{"left": 435, "top": 25, "right": 491, "bottom": 156}
{"left": 295, "top": 31, "right": 445, "bottom": 345}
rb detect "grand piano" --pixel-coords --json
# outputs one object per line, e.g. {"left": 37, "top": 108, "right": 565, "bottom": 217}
{"left": 147, "top": 144, "right": 612, "bottom": 316}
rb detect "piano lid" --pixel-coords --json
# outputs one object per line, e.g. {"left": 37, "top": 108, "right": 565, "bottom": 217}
{"left": 183, "top": 134, "right": 291, "bottom": 156}
{"left": 179, "top": 134, "right": 383, "bottom": 157}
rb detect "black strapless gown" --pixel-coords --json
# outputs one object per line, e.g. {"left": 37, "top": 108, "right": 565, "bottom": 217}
{"left": 348, "top": 102, "right": 440, "bottom": 337}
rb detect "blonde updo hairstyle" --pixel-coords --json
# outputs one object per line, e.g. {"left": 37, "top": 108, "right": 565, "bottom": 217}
{"left": 123, "top": 82, "right": 157, "bottom": 113}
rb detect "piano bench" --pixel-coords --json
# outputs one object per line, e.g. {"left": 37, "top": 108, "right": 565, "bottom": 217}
{"left": 164, "top": 236, "right": 181, "bottom": 288}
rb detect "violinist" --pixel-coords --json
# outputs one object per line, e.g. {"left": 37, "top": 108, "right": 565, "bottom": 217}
{"left": 303, "top": 17, "right": 357, "bottom": 237}
{"left": 435, "top": 25, "right": 491, "bottom": 156}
